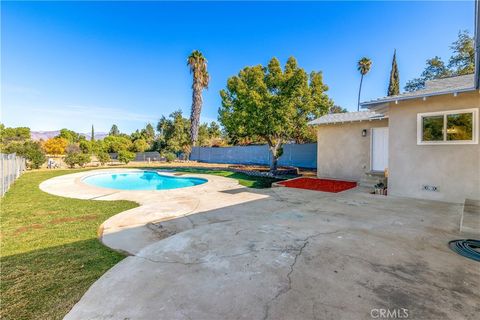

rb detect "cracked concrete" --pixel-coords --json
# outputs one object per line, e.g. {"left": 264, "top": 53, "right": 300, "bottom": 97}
{"left": 40, "top": 169, "right": 479, "bottom": 320}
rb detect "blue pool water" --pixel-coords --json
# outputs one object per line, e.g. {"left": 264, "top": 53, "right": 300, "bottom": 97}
{"left": 83, "top": 171, "right": 207, "bottom": 191}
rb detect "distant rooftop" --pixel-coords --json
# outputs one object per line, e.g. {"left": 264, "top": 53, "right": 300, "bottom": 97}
{"left": 308, "top": 111, "right": 386, "bottom": 126}
{"left": 361, "top": 74, "right": 475, "bottom": 107}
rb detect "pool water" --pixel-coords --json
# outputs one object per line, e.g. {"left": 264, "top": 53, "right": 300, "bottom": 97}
{"left": 83, "top": 171, "right": 207, "bottom": 191}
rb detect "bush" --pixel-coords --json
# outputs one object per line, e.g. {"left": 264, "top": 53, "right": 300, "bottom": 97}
{"left": 76, "top": 153, "right": 91, "bottom": 167}
{"left": 64, "top": 152, "right": 91, "bottom": 168}
{"left": 164, "top": 152, "right": 176, "bottom": 163}
{"left": 96, "top": 152, "right": 111, "bottom": 166}
{"left": 23, "top": 141, "right": 46, "bottom": 169}
{"left": 118, "top": 150, "right": 135, "bottom": 164}
{"left": 3, "top": 141, "right": 46, "bottom": 169}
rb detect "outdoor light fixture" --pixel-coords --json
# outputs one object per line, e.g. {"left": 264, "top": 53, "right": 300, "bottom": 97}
{"left": 362, "top": 129, "right": 367, "bottom": 137}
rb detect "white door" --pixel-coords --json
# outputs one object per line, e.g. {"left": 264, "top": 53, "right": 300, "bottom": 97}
{"left": 371, "top": 127, "right": 389, "bottom": 172}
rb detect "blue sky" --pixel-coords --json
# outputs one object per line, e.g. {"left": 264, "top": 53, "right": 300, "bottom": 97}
{"left": 1, "top": 1, "right": 475, "bottom": 133}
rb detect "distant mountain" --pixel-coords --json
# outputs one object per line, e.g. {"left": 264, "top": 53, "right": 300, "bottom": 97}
{"left": 31, "top": 131, "right": 108, "bottom": 141}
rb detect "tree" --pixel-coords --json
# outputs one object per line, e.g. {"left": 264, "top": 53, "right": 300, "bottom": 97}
{"left": 156, "top": 110, "right": 191, "bottom": 154}
{"left": 329, "top": 105, "right": 348, "bottom": 114}
{"left": 118, "top": 150, "right": 135, "bottom": 164}
{"left": 91, "top": 125, "right": 95, "bottom": 141}
{"left": 0, "top": 124, "right": 31, "bottom": 146}
{"left": 405, "top": 57, "right": 450, "bottom": 92}
{"left": 103, "top": 135, "right": 132, "bottom": 153}
{"left": 187, "top": 50, "right": 209, "bottom": 146}
{"left": 142, "top": 123, "right": 155, "bottom": 143}
{"left": 219, "top": 56, "right": 333, "bottom": 170}
{"left": 109, "top": 124, "right": 120, "bottom": 136}
{"left": 388, "top": 50, "right": 400, "bottom": 96}
{"left": 133, "top": 139, "right": 149, "bottom": 152}
{"left": 57, "top": 128, "right": 82, "bottom": 143}
{"left": 64, "top": 151, "right": 91, "bottom": 168}
{"left": 357, "top": 57, "right": 372, "bottom": 111}
{"left": 23, "top": 141, "right": 47, "bottom": 169}
{"left": 4, "top": 140, "right": 46, "bottom": 169}
{"left": 448, "top": 30, "right": 475, "bottom": 76}
{"left": 43, "top": 137, "right": 68, "bottom": 156}
{"left": 405, "top": 31, "right": 474, "bottom": 92}
{"left": 96, "top": 152, "right": 111, "bottom": 166}
{"left": 208, "top": 122, "right": 221, "bottom": 138}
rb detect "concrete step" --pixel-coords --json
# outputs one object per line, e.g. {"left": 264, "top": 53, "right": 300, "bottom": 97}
{"left": 460, "top": 199, "right": 480, "bottom": 235}
{"left": 359, "top": 174, "right": 385, "bottom": 188}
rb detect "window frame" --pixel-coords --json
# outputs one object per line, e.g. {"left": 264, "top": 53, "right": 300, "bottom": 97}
{"left": 416, "top": 108, "right": 478, "bottom": 145}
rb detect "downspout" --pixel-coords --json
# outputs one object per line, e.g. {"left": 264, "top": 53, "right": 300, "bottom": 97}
{"left": 475, "top": 0, "right": 479, "bottom": 89}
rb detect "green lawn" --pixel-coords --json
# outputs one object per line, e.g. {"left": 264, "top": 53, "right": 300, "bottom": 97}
{"left": 0, "top": 167, "right": 280, "bottom": 319}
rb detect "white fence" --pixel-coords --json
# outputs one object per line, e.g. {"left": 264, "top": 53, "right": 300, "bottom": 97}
{"left": 1, "top": 153, "right": 27, "bottom": 196}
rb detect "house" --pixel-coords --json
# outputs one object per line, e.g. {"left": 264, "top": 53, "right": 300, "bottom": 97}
{"left": 309, "top": 74, "right": 479, "bottom": 203}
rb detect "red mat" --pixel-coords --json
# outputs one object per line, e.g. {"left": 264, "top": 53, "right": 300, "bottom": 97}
{"left": 278, "top": 177, "right": 357, "bottom": 193}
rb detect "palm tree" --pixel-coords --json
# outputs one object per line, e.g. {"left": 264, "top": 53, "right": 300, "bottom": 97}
{"left": 187, "top": 50, "right": 209, "bottom": 146}
{"left": 357, "top": 57, "right": 372, "bottom": 111}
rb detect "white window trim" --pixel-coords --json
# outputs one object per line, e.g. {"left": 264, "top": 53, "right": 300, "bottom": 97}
{"left": 417, "top": 108, "right": 478, "bottom": 145}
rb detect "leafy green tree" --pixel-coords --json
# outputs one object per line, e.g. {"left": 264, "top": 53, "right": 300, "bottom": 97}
{"left": 219, "top": 56, "right": 333, "bottom": 170}
{"left": 448, "top": 30, "right": 475, "bottom": 76}
{"left": 57, "top": 128, "right": 83, "bottom": 143}
{"left": 197, "top": 123, "right": 210, "bottom": 147}
{"left": 91, "top": 125, "right": 95, "bottom": 141}
{"left": 187, "top": 50, "right": 209, "bottom": 146}
{"left": 405, "top": 31, "right": 474, "bottom": 92}
{"left": 96, "top": 151, "right": 111, "bottom": 166}
{"left": 133, "top": 139, "right": 149, "bottom": 152}
{"left": 357, "top": 57, "right": 372, "bottom": 111}
{"left": 4, "top": 140, "right": 46, "bottom": 169}
{"left": 103, "top": 135, "right": 133, "bottom": 153}
{"left": 208, "top": 122, "right": 221, "bottom": 138}
{"left": 64, "top": 151, "right": 91, "bottom": 168}
{"left": 329, "top": 105, "right": 348, "bottom": 113}
{"left": 118, "top": 150, "right": 135, "bottom": 164}
{"left": 109, "top": 124, "right": 120, "bottom": 136}
{"left": 0, "top": 124, "right": 31, "bottom": 147}
{"left": 24, "top": 141, "right": 47, "bottom": 169}
{"left": 142, "top": 123, "right": 156, "bottom": 143}
{"left": 156, "top": 110, "right": 191, "bottom": 154}
{"left": 79, "top": 140, "right": 93, "bottom": 154}
{"left": 388, "top": 50, "right": 400, "bottom": 96}
{"left": 405, "top": 57, "right": 451, "bottom": 92}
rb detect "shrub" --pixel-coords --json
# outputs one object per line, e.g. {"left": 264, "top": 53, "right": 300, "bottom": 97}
{"left": 76, "top": 153, "right": 91, "bottom": 167}
{"left": 164, "top": 152, "right": 176, "bottom": 163}
{"left": 64, "top": 152, "right": 91, "bottom": 168}
{"left": 118, "top": 150, "right": 135, "bottom": 164}
{"left": 64, "top": 152, "right": 78, "bottom": 168}
{"left": 25, "top": 143, "right": 47, "bottom": 169}
{"left": 96, "top": 152, "right": 111, "bottom": 166}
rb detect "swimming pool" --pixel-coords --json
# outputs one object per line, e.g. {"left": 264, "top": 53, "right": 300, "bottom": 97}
{"left": 82, "top": 171, "right": 207, "bottom": 191}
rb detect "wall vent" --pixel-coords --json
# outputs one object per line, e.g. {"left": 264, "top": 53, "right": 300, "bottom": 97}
{"left": 423, "top": 185, "right": 439, "bottom": 192}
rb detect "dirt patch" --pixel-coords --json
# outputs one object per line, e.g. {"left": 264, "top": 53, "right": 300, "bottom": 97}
{"left": 14, "top": 224, "right": 44, "bottom": 235}
{"left": 51, "top": 215, "right": 98, "bottom": 224}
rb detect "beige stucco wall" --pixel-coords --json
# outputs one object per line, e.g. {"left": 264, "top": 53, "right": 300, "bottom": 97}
{"left": 387, "top": 91, "right": 480, "bottom": 203}
{"left": 316, "top": 119, "right": 389, "bottom": 181}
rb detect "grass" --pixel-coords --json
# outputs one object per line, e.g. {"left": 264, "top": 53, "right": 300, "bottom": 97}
{"left": 0, "top": 167, "right": 280, "bottom": 319}
{"left": 0, "top": 170, "right": 138, "bottom": 320}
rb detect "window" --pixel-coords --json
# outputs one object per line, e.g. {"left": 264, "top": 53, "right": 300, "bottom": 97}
{"left": 417, "top": 108, "right": 478, "bottom": 145}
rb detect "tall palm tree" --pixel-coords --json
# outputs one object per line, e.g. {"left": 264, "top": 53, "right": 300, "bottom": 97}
{"left": 187, "top": 50, "right": 209, "bottom": 146}
{"left": 357, "top": 57, "right": 372, "bottom": 111}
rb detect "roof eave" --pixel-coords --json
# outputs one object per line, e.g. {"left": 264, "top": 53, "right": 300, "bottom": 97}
{"left": 308, "top": 116, "right": 388, "bottom": 126}
{"left": 361, "top": 87, "right": 478, "bottom": 109}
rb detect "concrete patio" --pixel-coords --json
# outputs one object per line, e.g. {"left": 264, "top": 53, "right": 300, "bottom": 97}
{"left": 40, "top": 169, "right": 479, "bottom": 320}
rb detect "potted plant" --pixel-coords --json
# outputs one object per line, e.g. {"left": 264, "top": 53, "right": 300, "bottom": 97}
{"left": 374, "top": 182, "right": 387, "bottom": 195}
